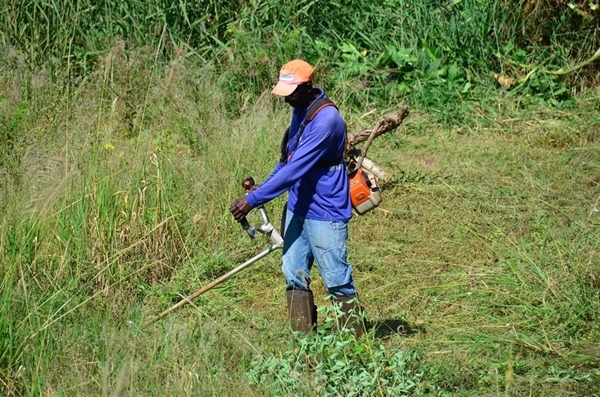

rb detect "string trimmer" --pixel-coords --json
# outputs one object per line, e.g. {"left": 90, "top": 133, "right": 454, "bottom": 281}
{"left": 143, "top": 177, "right": 283, "bottom": 328}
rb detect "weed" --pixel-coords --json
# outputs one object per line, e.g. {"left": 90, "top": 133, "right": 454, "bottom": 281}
{"left": 247, "top": 305, "right": 433, "bottom": 397}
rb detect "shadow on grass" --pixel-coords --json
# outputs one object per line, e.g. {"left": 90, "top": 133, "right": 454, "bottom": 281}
{"left": 367, "top": 318, "right": 423, "bottom": 339}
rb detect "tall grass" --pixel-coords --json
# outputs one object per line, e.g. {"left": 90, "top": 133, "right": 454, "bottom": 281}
{"left": 1, "top": 0, "right": 597, "bottom": 123}
{"left": 1, "top": 40, "right": 599, "bottom": 395}
{"left": 1, "top": 1, "right": 600, "bottom": 394}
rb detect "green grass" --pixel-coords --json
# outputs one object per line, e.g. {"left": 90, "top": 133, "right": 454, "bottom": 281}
{"left": 2, "top": 0, "right": 598, "bottom": 124}
{"left": 1, "top": 44, "right": 599, "bottom": 396}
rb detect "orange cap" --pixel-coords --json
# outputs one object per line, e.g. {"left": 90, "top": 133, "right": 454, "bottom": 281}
{"left": 271, "top": 59, "right": 314, "bottom": 96}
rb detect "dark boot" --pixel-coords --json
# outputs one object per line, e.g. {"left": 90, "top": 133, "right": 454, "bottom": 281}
{"left": 286, "top": 289, "right": 317, "bottom": 332}
{"left": 332, "top": 294, "right": 366, "bottom": 339}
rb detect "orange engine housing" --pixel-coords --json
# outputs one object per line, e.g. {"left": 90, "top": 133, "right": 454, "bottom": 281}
{"left": 349, "top": 169, "right": 371, "bottom": 207}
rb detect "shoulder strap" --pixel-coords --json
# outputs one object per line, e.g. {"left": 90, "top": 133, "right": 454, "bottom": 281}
{"left": 280, "top": 127, "right": 290, "bottom": 163}
{"left": 279, "top": 98, "right": 338, "bottom": 164}
{"left": 305, "top": 98, "right": 336, "bottom": 122}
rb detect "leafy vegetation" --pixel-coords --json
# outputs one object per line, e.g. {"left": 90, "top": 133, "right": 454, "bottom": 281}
{"left": 1, "top": 0, "right": 599, "bottom": 396}
{"left": 1, "top": 0, "right": 598, "bottom": 119}
{"left": 247, "top": 304, "right": 432, "bottom": 397}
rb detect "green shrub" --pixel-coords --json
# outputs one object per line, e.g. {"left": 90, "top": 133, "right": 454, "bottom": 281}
{"left": 246, "top": 305, "right": 432, "bottom": 397}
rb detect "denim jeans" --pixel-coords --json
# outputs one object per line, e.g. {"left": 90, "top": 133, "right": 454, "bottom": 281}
{"left": 282, "top": 209, "right": 356, "bottom": 297}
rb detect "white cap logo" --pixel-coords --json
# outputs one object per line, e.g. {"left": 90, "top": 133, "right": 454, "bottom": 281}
{"left": 279, "top": 73, "right": 294, "bottom": 81}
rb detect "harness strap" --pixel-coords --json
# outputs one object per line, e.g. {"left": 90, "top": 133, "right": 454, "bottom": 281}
{"left": 279, "top": 98, "right": 344, "bottom": 166}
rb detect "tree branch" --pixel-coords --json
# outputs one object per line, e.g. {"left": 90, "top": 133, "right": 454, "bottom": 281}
{"left": 346, "top": 106, "right": 410, "bottom": 151}
{"left": 344, "top": 106, "right": 410, "bottom": 185}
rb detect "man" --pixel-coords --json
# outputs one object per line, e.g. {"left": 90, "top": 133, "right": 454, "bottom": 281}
{"left": 229, "top": 59, "right": 365, "bottom": 337}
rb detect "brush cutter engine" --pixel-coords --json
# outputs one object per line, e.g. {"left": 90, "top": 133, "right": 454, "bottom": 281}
{"left": 348, "top": 168, "right": 382, "bottom": 215}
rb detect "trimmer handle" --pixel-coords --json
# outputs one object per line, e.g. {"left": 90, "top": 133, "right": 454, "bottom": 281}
{"left": 240, "top": 217, "right": 253, "bottom": 236}
{"left": 242, "top": 176, "right": 256, "bottom": 193}
{"left": 240, "top": 176, "right": 256, "bottom": 238}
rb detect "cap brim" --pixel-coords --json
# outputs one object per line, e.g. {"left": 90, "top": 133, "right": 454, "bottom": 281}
{"left": 271, "top": 81, "right": 298, "bottom": 96}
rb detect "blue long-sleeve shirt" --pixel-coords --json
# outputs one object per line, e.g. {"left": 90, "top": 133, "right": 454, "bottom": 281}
{"left": 246, "top": 90, "right": 352, "bottom": 222}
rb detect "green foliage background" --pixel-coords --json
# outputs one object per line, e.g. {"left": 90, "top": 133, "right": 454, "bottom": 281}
{"left": 0, "top": 1, "right": 599, "bottom": 396}
{"left": 1, "top": 0, "right": 599, "bottom": 115}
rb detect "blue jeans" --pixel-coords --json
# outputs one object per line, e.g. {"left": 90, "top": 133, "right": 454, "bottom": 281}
{"left": 282, "top": 209, "right": 356, "bottom": 297}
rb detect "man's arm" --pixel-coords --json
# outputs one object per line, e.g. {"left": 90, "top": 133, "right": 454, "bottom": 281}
{"left": 261, "top": 161, "right": 284, "bottom": 185}
{"left": 245, "top": 121, "right": 335, "bottom": 208}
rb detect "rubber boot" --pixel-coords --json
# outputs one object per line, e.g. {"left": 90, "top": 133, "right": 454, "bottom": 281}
{"left": 332, "top": 294, "right": 366, "bottom": 338}
{"left": 286, "top": 289, "right": 317, "bottom": 332}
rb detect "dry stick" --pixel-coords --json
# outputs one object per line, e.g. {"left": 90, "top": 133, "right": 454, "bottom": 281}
{"left": 345, "top": 106, "right": 410, "bottom": 175}
{"left": 346, "top": 105, "right": 410, "bottom": 150}
{"left": 517, "top": 47, "right": 600, "bottom": 87}
{"left": 354, "top": 119, "right": 384, "bottom": 171}
{"left": 355, "top": 153, "right": 390, "bottom": 181}
{"left": 548, "top": 47, "right": 600, "bottom": 76}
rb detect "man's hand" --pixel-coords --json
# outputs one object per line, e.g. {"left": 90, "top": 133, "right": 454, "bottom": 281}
{"left": 229, "top": 197, "right": 251, "bottom": 222}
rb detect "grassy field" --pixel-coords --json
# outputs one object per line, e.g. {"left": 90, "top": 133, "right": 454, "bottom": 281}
{"left": 1, "top": 45, "right": 600, "bottom": 396}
